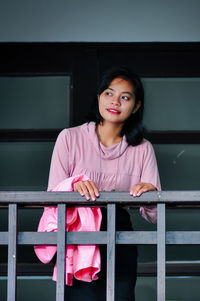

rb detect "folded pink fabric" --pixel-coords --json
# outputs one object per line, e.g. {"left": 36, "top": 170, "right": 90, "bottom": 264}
{"left": 34, "top": 174, "right": 102, "bottom": 286}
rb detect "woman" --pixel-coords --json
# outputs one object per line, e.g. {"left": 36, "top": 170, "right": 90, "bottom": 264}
{"left": 47, "top": 66, "right": 161, "bottom": 300}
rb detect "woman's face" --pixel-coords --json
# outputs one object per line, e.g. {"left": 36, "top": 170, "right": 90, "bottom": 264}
{"left": 98, "top": 77, "right": 138, "bottom": 125}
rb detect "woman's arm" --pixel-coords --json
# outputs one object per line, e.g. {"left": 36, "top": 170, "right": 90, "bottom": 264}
{"left": 136, "top": 141, "right": 161, "bottom": 193}
{"left": 48, "top": 129, "right": 70, "bottom": 191}
{"left": 130, "top": 141, "right": 161, "bottom": 223}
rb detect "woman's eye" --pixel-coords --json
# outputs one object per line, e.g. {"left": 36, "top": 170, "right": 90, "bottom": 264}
{"left": 121, "top": 95, "right": 129, "bottom": 101}
{"left": 106, "top": 91, "right": 112, "bottom": 96}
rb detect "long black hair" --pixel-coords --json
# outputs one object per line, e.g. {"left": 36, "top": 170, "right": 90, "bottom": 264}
{"left": 86, "top": 66, "right": 144, "bottom": 146}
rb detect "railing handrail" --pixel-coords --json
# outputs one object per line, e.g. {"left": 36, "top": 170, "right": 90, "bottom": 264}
{"left": 1, "top": 190, "right": 200, "bottom": 205}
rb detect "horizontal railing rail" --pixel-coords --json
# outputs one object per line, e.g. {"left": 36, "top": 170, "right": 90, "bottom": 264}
{"left": 1, "top": 190, "right": 200, "bottom": 204}
{"left": 1, "top": 191, "right": 200, "bottom": 301}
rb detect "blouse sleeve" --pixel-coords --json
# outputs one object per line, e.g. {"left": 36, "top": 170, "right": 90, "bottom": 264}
{"left": 140, "top": 141, "right": 161, "bottom": 191}
{"left": 47, "top": 129, "right": 70, "bottom": 191}
{"left": 139, "top": 141, "right": 161, "bottom": 223}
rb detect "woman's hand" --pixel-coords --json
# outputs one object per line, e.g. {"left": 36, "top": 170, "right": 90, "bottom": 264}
{"left": 73, "top": 180, "right": 99, "bottom": 201}
{"left": 130, "top": 182, "right": 156, "bottom": 197}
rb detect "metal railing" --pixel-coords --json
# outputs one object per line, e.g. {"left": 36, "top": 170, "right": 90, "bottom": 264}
{"left": 1, "top": 191, "right": 200, "bottom": 301}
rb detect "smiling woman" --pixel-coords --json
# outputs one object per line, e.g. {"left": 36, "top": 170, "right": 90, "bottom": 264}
{"left": 98, "top": 77, "right": 136, "bottom": 129}
{"left": 87, "top": 66, "right": 145, "bottom": 147}
{"left": 35, "top": 66, "right": 161, "bottom": 301}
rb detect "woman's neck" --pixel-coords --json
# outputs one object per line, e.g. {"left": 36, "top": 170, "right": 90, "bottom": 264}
{"left": 96, "top": 122, "right": 123, "bottom": 147}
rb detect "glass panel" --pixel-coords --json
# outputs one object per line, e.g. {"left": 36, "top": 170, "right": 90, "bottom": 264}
{"left": 0, "top": 278, "right": 55, "bottom": 301}
{"left": 136, "top": 277, "right": 157, "bottom": 301}
{"left": 166, "top": 209, "right": 200, "bottom": 231}
{"left": 153, "top": 144, "right": 200, "bottom": 190}
{"left": 0, "top": 142, "right": 54, "bottom": 190}
{"left": 142, "top": 78, "right": 200, "bottom": 130}
{"left": 0, "top": 76, "right": 70, "bottom": 129}
{"left": 167, "top": 245, "right": 200, "bottom": 261}
{"left": 0, "top": 209, "right": 8, "bottom": 232}
{"left": 136, "top": 276, "right": 200, "bottom": 301}
{"left": 0, "top": 246, "right": 8, "bottom": 263}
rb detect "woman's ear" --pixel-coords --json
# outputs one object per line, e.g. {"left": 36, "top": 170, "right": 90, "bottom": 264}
{"left": 132, "top": 101, "right": 141, "bottom": 114}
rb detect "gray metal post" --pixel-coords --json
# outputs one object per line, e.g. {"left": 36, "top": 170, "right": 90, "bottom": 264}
{"left": 157, "top": 203, "right": 166, "bottom": 301}
{"left": 7, "top": 204, "right": 17, "bottom": 301}
{"left": 107, "top": 204, "right": 116, "bottom": 301}
{"left": 56, "top": 204, "right": 66, "bottom": 301}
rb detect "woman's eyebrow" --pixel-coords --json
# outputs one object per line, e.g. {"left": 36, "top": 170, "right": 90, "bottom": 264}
{"left": 107, "top": 87, "right": 134, "bottom": 95}
{"left": 123, "top": 91, "right": 135, "bottom": 96}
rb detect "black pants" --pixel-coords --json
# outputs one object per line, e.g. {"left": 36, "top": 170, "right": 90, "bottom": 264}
{"left": 65, "top": 208, "right": 138, "bottom": 301}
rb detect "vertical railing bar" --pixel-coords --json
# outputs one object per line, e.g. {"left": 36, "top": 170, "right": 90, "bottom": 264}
{"left": 107, "top": 204, "right": 116, "bottom": 301}
{"left": 56, "top": 204, "right": 66, "bottom": 301}
{"left": 7, "top": 204, "right": 17, "bottom": 301}
{"left": 157, "top": 203, "right": 166, "bottom": 301}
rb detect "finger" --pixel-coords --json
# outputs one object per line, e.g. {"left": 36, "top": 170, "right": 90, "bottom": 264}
{"left": 136, "top": 183, "right": 156, "bottom": 196}
{"left": 130, "top": 184, "right": 142, "bottom": 197}
{"left": 74, "top": 182, "right": 85, "bottom": 197}
{"left": 75, "top": 181, "right": 94, "bottom": 201}
{"left": 84, "top": 181, "right": 96, "bottom": 201}
{"left": 134, "top": 184, "right": 155, "bottom": 197}
{"left": 135, "top": 186, "right": 148, "bottom": 197}
{"left": 74, "top": 181, "right": 99, "bottom": 201}
{"left": 74, "top": 181, "right": 90, "bottom": 200}
{"left": 81, "top": 181, "right": 95, "bottom": 201}
{"left": 89, "top": 181, "right": 99, "bottom": 197}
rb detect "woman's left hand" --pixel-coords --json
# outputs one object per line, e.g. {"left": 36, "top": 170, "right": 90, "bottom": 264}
{"left": 130, "top": 182, "right": 156, "bottom": 197}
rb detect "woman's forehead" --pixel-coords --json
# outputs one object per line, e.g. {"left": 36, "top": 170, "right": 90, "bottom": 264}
{"left": 108, "top": 77, "right": 135, "bottom": 92}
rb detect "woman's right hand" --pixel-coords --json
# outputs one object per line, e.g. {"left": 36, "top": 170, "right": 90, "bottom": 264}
{"left": 73, "top": 180, "right": 99, "bottom": 201}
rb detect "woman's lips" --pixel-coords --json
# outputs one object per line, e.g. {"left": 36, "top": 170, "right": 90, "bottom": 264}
{"left": 107, "top": 108, "right": 120, "bottom": 114}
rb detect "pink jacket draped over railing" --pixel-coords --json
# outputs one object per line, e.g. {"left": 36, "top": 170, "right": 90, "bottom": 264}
{"left": 34, "top": 173, "right": 157, "bottom": 286}
{"left": 34, "top": 174, "right": 102, "bottom": 286}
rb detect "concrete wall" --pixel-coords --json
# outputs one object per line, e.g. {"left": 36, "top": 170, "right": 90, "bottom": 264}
{"left": 0, "top": 0, "right": 200, "bottom": 42}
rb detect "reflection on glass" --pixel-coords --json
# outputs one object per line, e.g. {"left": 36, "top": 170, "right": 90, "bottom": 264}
{"left": 0, "top": 76, "right": 70, "bottom": 129}
{"left": 142, "top": 78, "right": 200, "bottom": 130}
{"left": 0, "top": 142, "right": 54, "bottom": 190}
{"left": 154, "top": 144, "right": 200, "bottom": 190}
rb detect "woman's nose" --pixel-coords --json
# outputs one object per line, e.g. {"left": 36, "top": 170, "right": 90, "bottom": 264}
{"left": 111, "top": 95, "right": 121, "bottom": 106}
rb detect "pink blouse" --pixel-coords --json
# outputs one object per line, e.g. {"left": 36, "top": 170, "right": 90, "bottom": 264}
{"left": 48, "top": 122, "right": 161, "bottom": 223}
